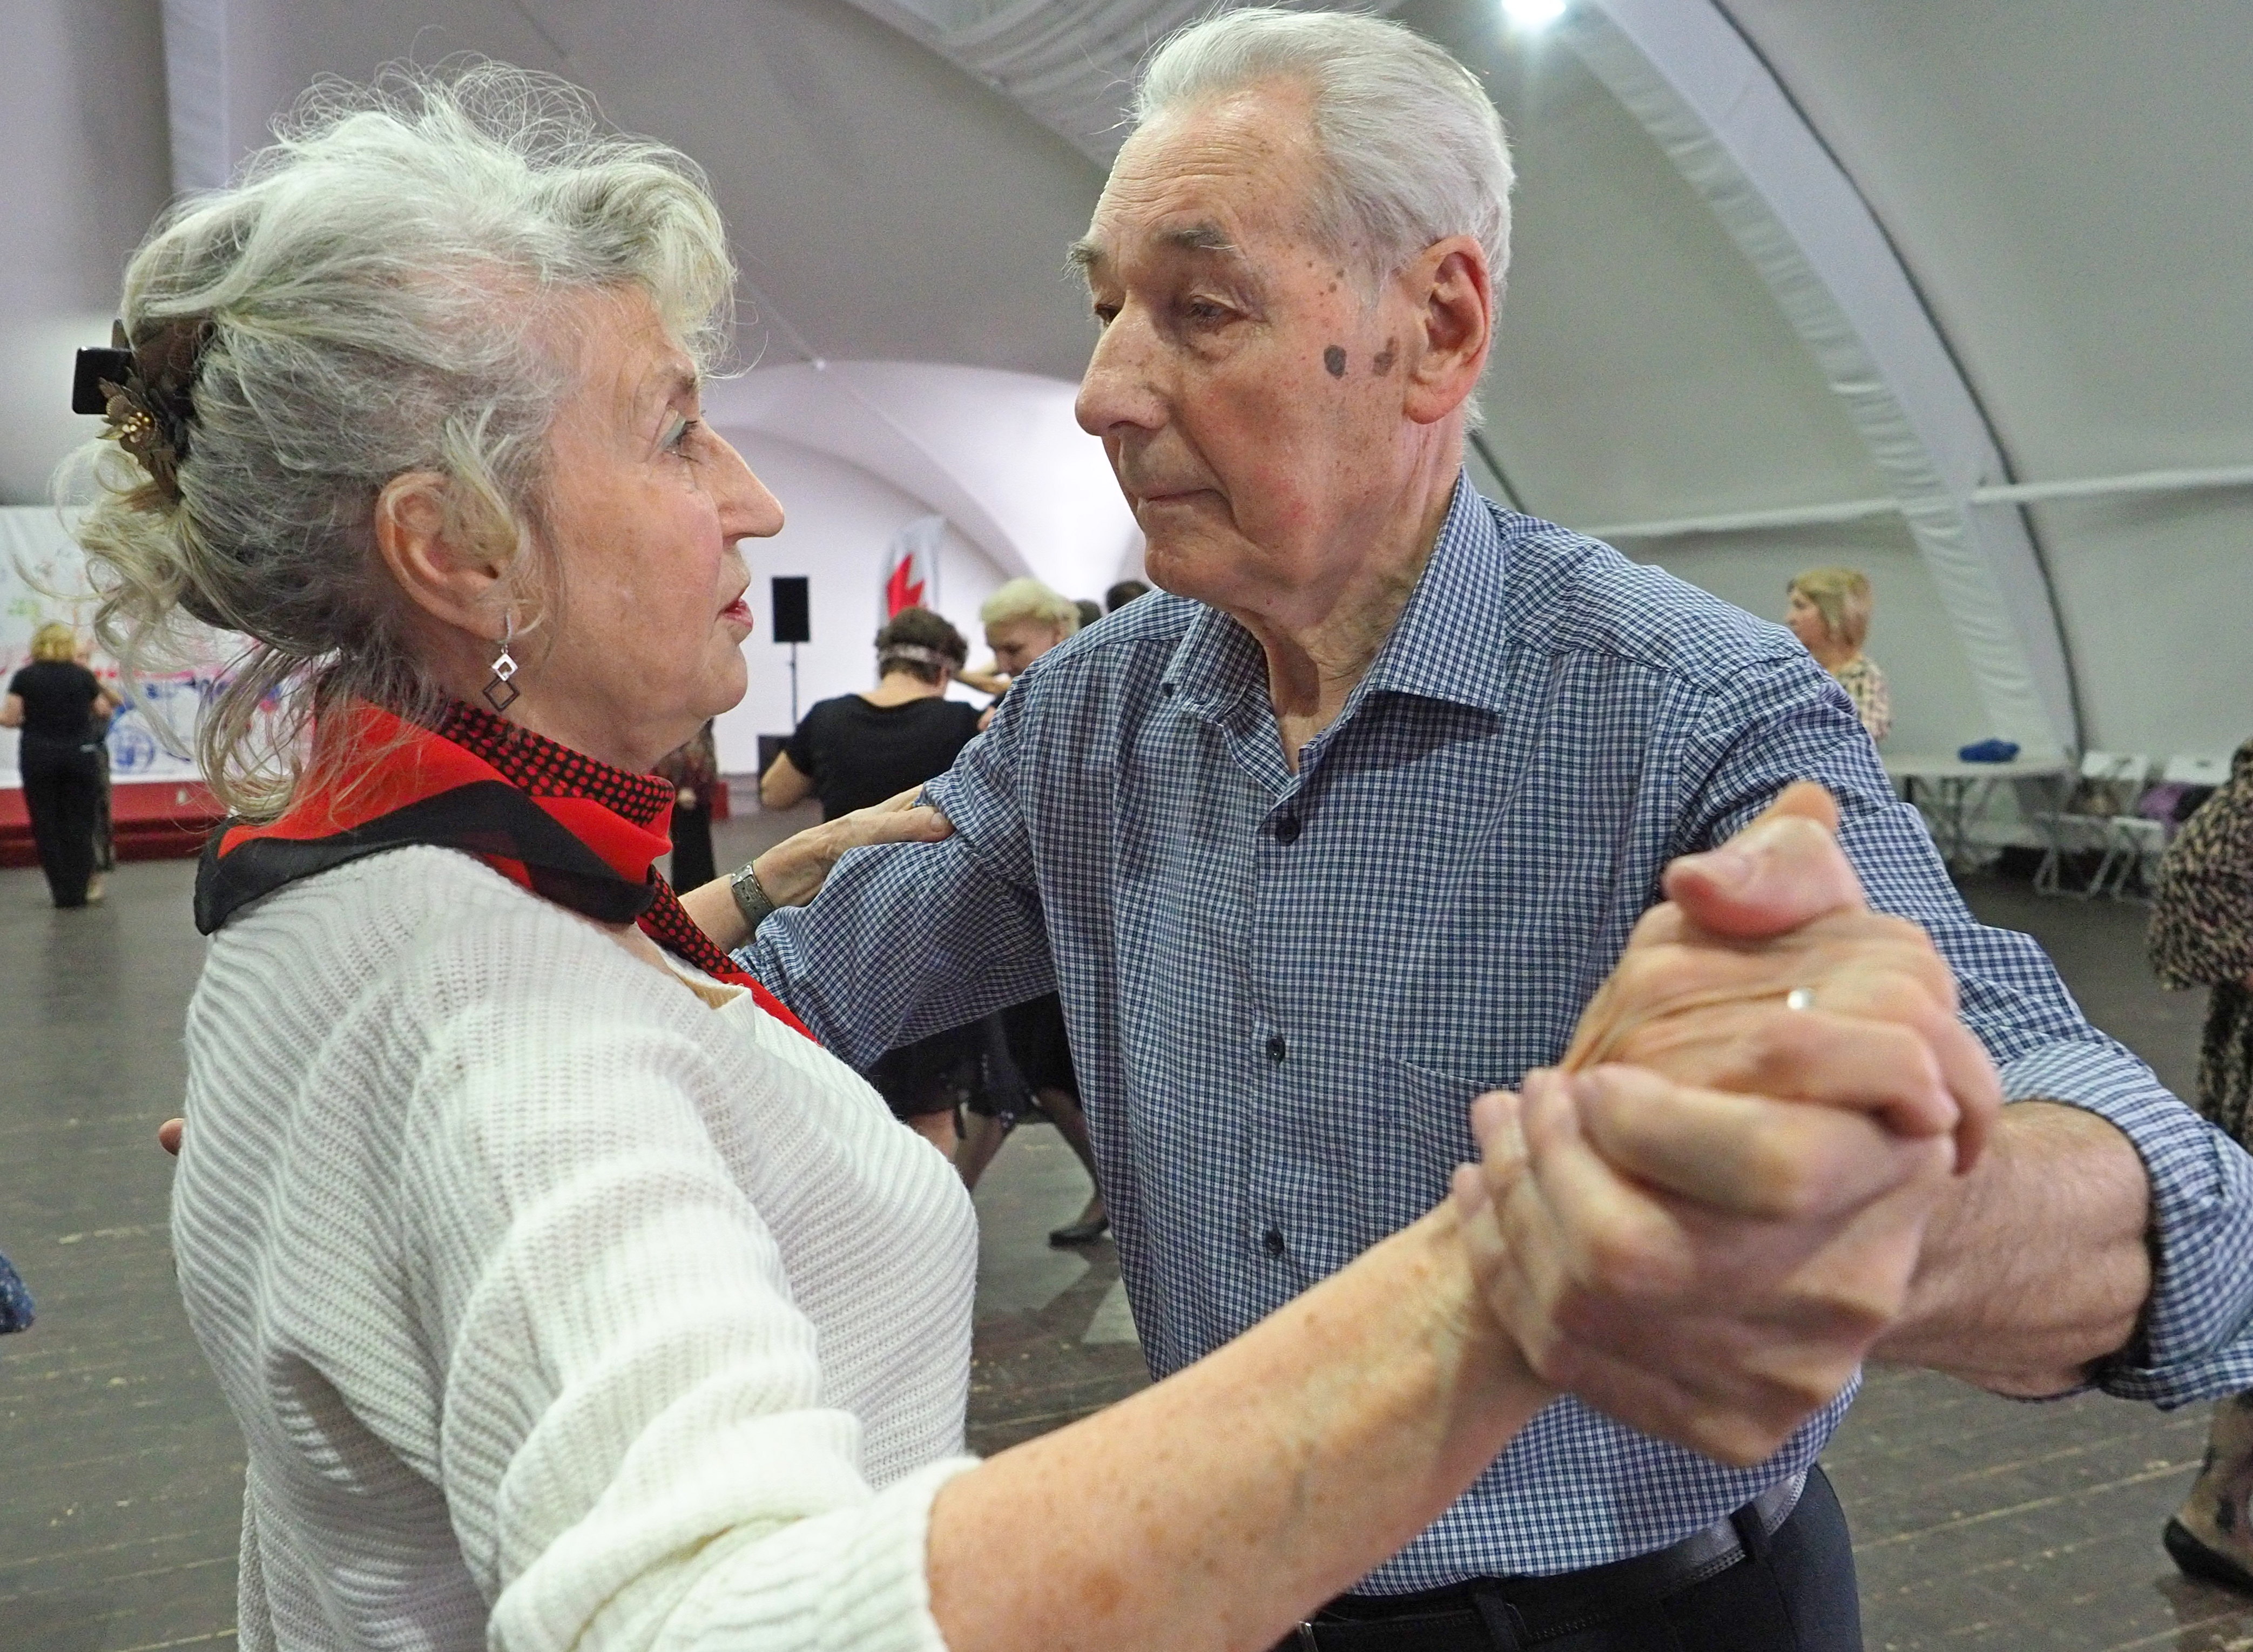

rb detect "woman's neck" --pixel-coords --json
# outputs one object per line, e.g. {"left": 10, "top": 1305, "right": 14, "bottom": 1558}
{"left": 860, "top": 671, "right": 948, "bottom": 707}
{"left": 1813, "top": 640, "right": 1860, "bottom": 673}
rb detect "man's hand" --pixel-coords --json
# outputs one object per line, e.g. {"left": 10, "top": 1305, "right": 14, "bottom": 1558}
{"left": 1566, "top": 783, "right": 1997, "bottom": 1172}
{"left": 1454, "top": 782, "right": 2002, "bottom": 1465}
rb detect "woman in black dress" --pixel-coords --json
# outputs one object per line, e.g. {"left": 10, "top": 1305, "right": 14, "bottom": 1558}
{"left": 761, "top": 607, "right": 986, "bottom": 1155}
{"left": 3, "top": 622, "right": 119, "bottom": 908}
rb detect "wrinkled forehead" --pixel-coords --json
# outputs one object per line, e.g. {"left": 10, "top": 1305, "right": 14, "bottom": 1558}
{"left": 1075, "top": 86, "right": 1326, "bottom": 280}
{"left": 549, "top": 286, "right": 701, "bottom": 422}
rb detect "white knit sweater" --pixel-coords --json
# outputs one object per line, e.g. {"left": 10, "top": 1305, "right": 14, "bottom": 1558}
{"left": 170, "top": 847, "right": 980, "bottom": 1652}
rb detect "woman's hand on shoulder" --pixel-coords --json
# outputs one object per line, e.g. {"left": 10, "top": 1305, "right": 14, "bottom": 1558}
{"left": 754, "top": 788, "right": 954, "bottom": 908}
{"left": 678, "top": 788, "right": 956, "bottom": 951}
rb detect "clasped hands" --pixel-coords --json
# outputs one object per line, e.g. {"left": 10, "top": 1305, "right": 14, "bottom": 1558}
{"left": 1452, "top": 782, "right": 2001, "bottom": 1467}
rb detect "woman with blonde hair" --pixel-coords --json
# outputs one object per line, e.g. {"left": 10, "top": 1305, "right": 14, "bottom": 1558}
{"left": 1785, "top": 567, "right": 1890, "bottom": 743}
{"left": 958, "top": 576, "right": 1080, "bottom": 700}
{"left": 2, "top": 620, "right": 118, "bottom": 905}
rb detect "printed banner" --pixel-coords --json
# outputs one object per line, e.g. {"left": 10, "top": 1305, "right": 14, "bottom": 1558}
{"left": 1, "top": 506, "right": 240, "bottom": 789}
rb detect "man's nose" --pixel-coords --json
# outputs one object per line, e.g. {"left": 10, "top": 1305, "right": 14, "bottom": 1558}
{"left": 1076, "top": 308, "right": 1166, "bottom": 440}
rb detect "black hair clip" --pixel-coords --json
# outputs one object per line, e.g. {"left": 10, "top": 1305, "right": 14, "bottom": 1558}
{"left": 72, "top": 319, "right": 211, "bottom": 502}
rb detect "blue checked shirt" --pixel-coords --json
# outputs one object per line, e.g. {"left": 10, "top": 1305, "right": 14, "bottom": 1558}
{"left": 745, "top": 479, "right": 2253, "bottom": 1588}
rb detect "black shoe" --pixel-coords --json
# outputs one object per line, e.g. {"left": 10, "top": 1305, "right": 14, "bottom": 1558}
{"left": 2165, "top": 1518, "right": 2253, "bottom": 1595}
{"left": 1048, "top": 1214, "right": 1110, "bottom": 1248}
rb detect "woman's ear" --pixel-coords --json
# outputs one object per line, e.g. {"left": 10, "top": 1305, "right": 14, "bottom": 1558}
{"left": 372, "top": 471, "right": 509, "bottom": 633}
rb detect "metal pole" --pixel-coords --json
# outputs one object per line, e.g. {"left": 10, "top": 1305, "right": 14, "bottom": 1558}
{"left": 788, "top": 642, "right": 800, "bottom": 727}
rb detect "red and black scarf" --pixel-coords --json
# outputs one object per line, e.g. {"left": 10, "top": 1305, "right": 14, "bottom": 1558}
{"left": 194, "top": 699, "right": 813, "bottom": 1040}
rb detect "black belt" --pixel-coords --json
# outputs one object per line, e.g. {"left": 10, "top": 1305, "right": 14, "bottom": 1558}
{"left": 1281, "top": 1473, "right": 1807, "bottom": 1651}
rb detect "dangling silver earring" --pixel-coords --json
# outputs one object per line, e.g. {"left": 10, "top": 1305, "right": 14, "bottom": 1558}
{"left": 482, "top": 613, "right": 520, "bottom": 713}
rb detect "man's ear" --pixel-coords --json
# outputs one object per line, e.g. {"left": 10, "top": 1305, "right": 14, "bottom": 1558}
{"left": 1401, "top": 236, "right": 1493, "bottom": 427}
{"left": 372, "top": 471, "right": 509, "bottom": 635}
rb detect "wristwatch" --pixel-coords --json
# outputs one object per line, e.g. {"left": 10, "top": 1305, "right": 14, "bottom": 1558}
{"left": 728, "top": 862, "right": 778, "bottom": 935}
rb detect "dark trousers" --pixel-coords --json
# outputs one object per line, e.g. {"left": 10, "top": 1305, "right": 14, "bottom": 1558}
{"left": 1301, "top": 1468, "right": 1859, "bottom": 1652}
{"left": 668, "top": 797, "right": 717, "bottom": 890}
{"left": 19, "top": 739, "right": 104, "bottom": 908}
{"left": 92, "top": 747, "right": 114, "bottom": 871}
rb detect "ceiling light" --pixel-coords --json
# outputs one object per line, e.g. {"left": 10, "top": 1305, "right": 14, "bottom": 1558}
{"left": 1500, "top": 0, "right": 1568, "bottom": 31}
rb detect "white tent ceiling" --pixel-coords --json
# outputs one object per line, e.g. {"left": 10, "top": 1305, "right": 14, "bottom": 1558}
{"left": 3, "top": 0, "right": 2247, "bottom": 756}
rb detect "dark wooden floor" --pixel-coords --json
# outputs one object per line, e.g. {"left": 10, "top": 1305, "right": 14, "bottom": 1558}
{"left": 2, "top": 816, "right": 2247, "bottom": 1650}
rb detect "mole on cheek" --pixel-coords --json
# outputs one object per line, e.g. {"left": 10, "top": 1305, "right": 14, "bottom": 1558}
{"left": 1324, "top": 344, "right": 1347, "bottom": 378}
{"left": 1372, "top": 339, "right": 1398, "bottom": 375}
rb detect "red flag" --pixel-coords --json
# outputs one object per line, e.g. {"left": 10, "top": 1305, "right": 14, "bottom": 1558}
{"left": 885, "top": 554, "right": 926, "bottom": 615}
{"left": 881, "top": 515, "right": 945, "bottom": 619}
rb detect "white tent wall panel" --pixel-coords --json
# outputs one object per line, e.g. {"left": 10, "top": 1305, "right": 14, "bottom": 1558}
{"left": 715, "top": 431, "right": 1006, "bottom": 778}
{"left": 1620, "top": 516, "right": 1989, "bottom": 764}
{"left": 0, "top": 0, "right": 173, "bottom": 506}
{"left": 1439, "top": 18, "right": 1892, "bottom": 531}
{"left": 171, "top": 0, "right": 1106, "bottom": 381}
{"left": 1722, "top": 2, "right": 2253, "bottom": 486}
{"left": 2035, "top": 493, "right": 2253, "bottom": 763}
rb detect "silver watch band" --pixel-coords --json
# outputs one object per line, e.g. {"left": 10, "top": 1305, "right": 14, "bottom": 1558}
{"left": 728, "top": 862, "right": 777, "bottom": 935}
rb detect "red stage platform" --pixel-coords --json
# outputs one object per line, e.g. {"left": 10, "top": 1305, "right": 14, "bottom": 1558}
{"left": 0, "top": 778, "right": 225, "bottom": 866}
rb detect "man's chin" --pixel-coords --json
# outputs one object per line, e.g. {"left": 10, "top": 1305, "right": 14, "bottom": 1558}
{"left": 1141, "top": 533, "right": 1234, "bottom": 605}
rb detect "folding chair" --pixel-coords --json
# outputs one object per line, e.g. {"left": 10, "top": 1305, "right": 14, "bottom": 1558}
{"left": 2106, "top": 754, "right": 2231, "bottom": 899}
{"left": 2034, "top": 751, "right": 2149, "bottom": 897}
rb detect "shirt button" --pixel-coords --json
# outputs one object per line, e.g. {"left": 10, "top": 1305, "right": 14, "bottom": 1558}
{"left": 1273, "top": 814, "right": 1302, "bottom": 845}
{"left": 1265, "top": 1034, "right": 1287, "bottom": 1064}
{"left": 1263, "top": 1227, "right": 1286, "bottom": 1257}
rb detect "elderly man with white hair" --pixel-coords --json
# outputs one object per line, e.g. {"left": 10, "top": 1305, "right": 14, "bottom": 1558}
{"left": 734, "top": 8, "right": 2253, "bottom": 1648}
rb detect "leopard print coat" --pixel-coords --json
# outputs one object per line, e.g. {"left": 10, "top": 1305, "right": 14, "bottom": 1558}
{"left": 2150, "top": 739, "right": 2253, "bottom": 1146}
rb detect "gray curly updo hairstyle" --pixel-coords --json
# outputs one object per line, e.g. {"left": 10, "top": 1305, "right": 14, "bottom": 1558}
{"left": 67, "top": 63, "right": 734, "bottom": 817}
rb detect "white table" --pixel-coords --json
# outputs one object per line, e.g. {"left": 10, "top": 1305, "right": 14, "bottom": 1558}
{"left": 1882, "top": 754, "right": 2073, "bottom": 871}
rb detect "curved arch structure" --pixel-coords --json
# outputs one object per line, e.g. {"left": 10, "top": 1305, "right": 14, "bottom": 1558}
{"left": 703, "top": 361, "right": 1142, "bottom": 600}
{"left": 153, "top": 0, "right": 2079, "bottom": 755}
{"left": 841, "top": 0, "right": 1228, "bottom": 163}
{"left": 851, "top": 0, "right": 2080, "bottom": 757}
{"left": 1562, "top": 0, "right": 2077, "bottom": 756}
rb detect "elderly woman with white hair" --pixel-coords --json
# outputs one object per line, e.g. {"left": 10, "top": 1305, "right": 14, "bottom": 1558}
{"left": 89, "top": 53, "right": 1963, "bottom": 1652}
{"left": 73, "top": 66, "right": 1554, "bottom": 1652}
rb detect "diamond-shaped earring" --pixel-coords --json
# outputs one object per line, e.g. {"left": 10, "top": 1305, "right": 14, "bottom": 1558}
{"left": 483, "top": 615, "right": 520, "bottom": 714}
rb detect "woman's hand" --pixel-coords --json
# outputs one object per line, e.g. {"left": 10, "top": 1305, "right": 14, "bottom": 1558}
{"left": 678, "top": 788, "right": 955, "bottom": 951}
{"left": 754, "top": 787, "right": 954, "bottom": 905}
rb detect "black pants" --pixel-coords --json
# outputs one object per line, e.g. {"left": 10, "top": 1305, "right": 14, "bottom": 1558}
{"left": 668, "top": 797, "right": 717, "bottom": 890}
{"left": 19, "top": 739, "right": 104, "bottom": 908}
{"left": 1305, "top": 1468, "right": 1859, "bottom": 1652}
{"left": 92, "top": 747, "right": 114, "bottom": 871}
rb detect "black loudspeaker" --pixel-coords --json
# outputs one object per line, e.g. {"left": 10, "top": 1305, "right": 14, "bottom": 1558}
{"left": 771, "top": 576, "right": 811, "bottom": 644}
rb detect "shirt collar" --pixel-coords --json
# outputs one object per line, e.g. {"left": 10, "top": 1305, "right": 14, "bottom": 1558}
{"left": 1157, "top": 472, "right": 1516, "bottom": 721}
{"left": 1354, "top": 473, "right": 1515, "bottom": 715}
